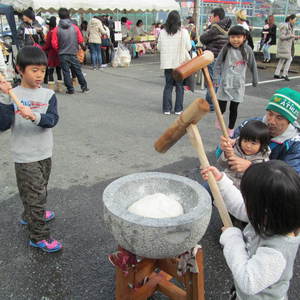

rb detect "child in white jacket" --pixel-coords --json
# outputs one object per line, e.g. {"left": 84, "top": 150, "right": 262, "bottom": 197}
{"left": 201, "top": 160, "right": 300, "bottom": 300}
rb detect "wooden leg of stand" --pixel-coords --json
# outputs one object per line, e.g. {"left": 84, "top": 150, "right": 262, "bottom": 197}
{"left": 115, "top": 248, "right": 205, "bottom": 300}
{"left": 192, "top": 248, "right": 205, "bottom": 300}
{"left": 184, "top": 271, "right": 194, "bottom": 300}
{"left": 116, "top": 266, "right": 134, "bottom": 300}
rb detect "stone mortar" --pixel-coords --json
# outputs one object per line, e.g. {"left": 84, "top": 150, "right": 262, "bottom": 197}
{"left": 103, "top": 172, "right": 212, "bottom": 259}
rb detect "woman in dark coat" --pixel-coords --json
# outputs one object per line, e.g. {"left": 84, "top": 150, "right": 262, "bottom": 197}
{"left": 262, "top": 15, "right": 277, "bottom": 63}
{"left": 43, "top": 16, "right": 63, "bottom": 91}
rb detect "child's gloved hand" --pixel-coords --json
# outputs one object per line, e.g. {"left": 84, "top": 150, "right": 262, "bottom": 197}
{"left": 0, "top": 80, "right": 12, "bottom": 94}
{"left": 200, "top": 166, "right": 223, "bottom": 182}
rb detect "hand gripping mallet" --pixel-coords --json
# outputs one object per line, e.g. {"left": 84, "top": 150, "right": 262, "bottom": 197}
{"left": 173, "top": 50, "right": 229, "bottom": 139}
{"left": 154, "top": 98, "right": 232, "bottom": 227}
{"left": 0, "top": 73, "right": 23, "bottom": 109}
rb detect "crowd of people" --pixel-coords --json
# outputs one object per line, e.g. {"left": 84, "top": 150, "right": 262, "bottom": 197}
{"left": 0, "top": 6, "right": 299, "bottom": 300}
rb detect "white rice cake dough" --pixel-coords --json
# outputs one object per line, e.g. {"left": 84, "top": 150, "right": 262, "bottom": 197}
{"left": 128, "top": 193, "right": 184, "bottom": 219}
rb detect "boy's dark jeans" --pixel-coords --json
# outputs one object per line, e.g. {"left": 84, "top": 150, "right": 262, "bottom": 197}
{"left": 59, "top": 54, "right": 87, "bottom": 92}
{"left": 162, "top": 69, "right": 184, "bottom": 113}
{"left": 15, "top": 158, "right": 51, "bottom": 242}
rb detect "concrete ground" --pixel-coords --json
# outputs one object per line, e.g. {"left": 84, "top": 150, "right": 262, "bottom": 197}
{"left": 0, "top": 54, "right": 299, "bottom": 300}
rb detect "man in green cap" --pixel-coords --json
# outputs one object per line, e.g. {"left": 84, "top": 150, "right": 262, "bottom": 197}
{"left": 220, "top": 87, "right": 300, "bottom": 174}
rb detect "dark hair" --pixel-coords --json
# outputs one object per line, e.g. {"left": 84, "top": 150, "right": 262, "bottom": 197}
{"left": 102, "top": 18, "right": 109, "bottom": 27}
{"left": 48, "top": 16, "right": 57, "bottom": 30}
{"left": 165, "top": 10, "right": 181, "bottom": 35}
{"left": 286, "top": 14, "right": 296, "bottom": 22}
{"left": 16, "top": 46, "right": 47, "bottom": 71}
{"left": 238, "top": 120, "right": 270, "bottom": 155}
{"left": 187, "top": 16, "right": 195, "bottom": 24}
{"left": 58, "top": 8, "right": 70, "bottom": 19}
{"left": 136, "top": 19, "right": 143, "bottom": 27}
{"left": 80, "top": 20, "right": 88, "bottom": 31}
{"left": 121, "top": 17, "right": 128, "bottom": 24}
{"left": 222, "top": 25, "right": 247, "bottom": 62}
{"left": 228, "top": 25, "right": 247, "bottom": 36}
{"left": 241, "top": 160, "right": 300, "bottom": 237}
{"left": 211, "top": 7, "right": 225, "bottom": 20}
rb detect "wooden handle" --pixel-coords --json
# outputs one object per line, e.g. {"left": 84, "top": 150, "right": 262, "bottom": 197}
{"left": 186, "top": 124, "right": 232, "bottom": 227}
{"left": 154, "top": 98, "right": 210, "bottom": 153}
{"left": 202, "top": 67, "right": 229, "bottom": 139}
{"left": 172, "top": 50, "right": 214, "bottom": 82}
{"left": 0, "top": 73, "right": 22, "bottom": 109}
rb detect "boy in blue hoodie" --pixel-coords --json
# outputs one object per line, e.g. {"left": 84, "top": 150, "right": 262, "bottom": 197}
{"left": 0, "top": 46, "right": 62, "bottom": 253}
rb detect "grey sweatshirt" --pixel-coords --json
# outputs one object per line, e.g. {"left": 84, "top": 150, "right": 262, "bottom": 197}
{"left": 0, "top": 86, "right": 59, "bottom": 163}
{"left": 218, "top": 175, "right": 300, "bottom": 300}
{"left": 218, "top": 138, "right": 270, "bottom": 188}
{"left": 213, "top": 44, "right": 258, "bottom": 103}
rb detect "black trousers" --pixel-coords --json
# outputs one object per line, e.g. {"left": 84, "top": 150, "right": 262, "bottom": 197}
{"left": 48, "top": 66, "right": 62, "bottom": 82}
{"left": 218, "top": 100, "right": 240, "bottom": 129}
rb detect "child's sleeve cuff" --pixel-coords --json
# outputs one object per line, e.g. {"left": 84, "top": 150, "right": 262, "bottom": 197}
{"left": 32, "top": 113, "right": 41, "bottom": 125}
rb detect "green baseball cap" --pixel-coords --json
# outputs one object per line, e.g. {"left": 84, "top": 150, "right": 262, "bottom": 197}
{"left": 266, "top": 88, "right": 300, "bottom": 123}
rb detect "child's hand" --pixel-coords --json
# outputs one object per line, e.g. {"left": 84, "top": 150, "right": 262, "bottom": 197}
{"left": 224, "top": 148, "right": 235, "bottom": 159}
{"left": 220, "top": 136, "right": 235, "bottom": 152}
{"left": 19, "top": 106, "right": 36, "bottom": 121}
{"left": 228, "top": 156, "right": 252, "bottom": 173}
{"left": 200, "top": 166, "right": 223, "bottom": 182}
{"left": 0, "top": 80, "right": 12, "bottom": 94}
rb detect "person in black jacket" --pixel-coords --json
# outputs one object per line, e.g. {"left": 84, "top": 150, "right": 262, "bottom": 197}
{"left": 262, "top": 15, "right": 277, "bottom": 63}
{"left": 200, "top": 7, "right": 232, "bottom": 111}
{"left": 17, "top": 8, "right": 44, "bottom": 48}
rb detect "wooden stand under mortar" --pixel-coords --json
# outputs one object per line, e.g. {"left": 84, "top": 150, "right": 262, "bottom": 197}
{"left": 115, "top": 247, "right": 205, "bottom": 300}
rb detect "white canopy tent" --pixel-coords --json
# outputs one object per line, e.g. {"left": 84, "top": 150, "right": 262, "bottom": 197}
{"left": 2, "top": 0, "right": 180, "bottom": 13}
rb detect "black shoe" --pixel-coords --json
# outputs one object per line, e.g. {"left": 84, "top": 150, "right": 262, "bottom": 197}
{"left": 283, "top": 76, "right": 290, "bottom": 81}
{"left": 274, "top": 75, "right": 282, "bottom": 79}
{"left": 265, "top": 59, "right": 271, "bottom": 63}
{"left": 82, "top": 87, "right": 90, "bottom": 93}
{"left": 66, "top": 90, "right": 75, "bottom": 94}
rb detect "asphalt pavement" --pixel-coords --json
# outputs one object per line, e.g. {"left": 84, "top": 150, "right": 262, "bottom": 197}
{"left": 0, "top": 54, "right": 299, "bottom": 300}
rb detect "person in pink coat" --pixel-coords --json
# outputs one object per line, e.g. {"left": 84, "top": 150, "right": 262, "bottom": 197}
{"left": 43, "top": 17, "right": 63, "bottom": 92}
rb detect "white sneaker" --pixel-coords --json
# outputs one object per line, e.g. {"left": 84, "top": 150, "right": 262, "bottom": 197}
{"left": 101, "top": 64, "right": 108, "bottom": 68}
{"left": 175, "top": 111, "right": 182, "bottom": 115}
{"left": 163, "top": 111, "right": 171, "bottom": 115}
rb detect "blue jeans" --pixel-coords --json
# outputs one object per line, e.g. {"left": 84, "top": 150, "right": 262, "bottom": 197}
{"left": 59, "top": 54, "right": 87, "bottom": 92}
{"left": 205, "top": 61, "right": 218, "bottom": 110}
{"left": 89, "top": 43, "right": 102, "bottom": 67}
{"left": 162, "top": 69, "right": 184, "bottom": 113}
{"left": 262, "top": 44, "right": 271, "bottom": 61}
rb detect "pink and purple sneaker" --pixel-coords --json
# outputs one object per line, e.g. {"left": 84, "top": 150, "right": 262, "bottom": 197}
{"left": 20, "top": 210, "right": 55, "bottom": 225}
{"left": 29, "top": 239, "right": 62, "bottom": 253}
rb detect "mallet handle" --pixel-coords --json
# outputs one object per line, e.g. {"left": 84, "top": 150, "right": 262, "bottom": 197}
{"left": 0, "top": 73, "right": 23, "bottom": 109}
{"left": 186, "top": 124, "right": 232, "bottom": 227}
{"left": 202, "top": 67, "right": 229, "bottom": 139}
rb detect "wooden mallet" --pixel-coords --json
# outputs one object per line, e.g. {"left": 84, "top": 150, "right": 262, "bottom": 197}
{"left": 154, "top": 98, "right": 232, "bottom": 227}
{"left": 173, "top": 50, "right": 229, "bottom": 139}
{"left": 0, "top": 73, "right": 23, "bottom": 109}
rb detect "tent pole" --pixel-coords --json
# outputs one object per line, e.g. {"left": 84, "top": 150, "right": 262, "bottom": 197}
{"left": 194, "top": 0, "right": 200, "bottom": 42}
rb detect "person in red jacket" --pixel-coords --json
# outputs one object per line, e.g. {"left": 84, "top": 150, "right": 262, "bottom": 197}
{"left": 51, "top": 8, "right": 89, "bottom": 94}
{"left": 43, "top": 16, "right": 63, "bottom": 92}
